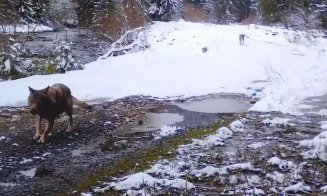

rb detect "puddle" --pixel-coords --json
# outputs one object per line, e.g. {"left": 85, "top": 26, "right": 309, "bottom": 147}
{"left": 85, "top": 97, "right": 110, "bottom": 105}
{"left": 113, "top": 113, "right": 183, "bottom": 135}
{"left": 176, "top": 94, "right": 251, "bottom": 113}
{"left": 71, "top": 138, "right": 105, "bottom": 157}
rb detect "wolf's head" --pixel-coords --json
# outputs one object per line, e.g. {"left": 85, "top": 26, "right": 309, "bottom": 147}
{"left": 28, "top": 86, "right": 50, "bottom": 115}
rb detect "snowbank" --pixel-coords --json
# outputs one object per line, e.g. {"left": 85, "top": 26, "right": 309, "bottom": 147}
{"left": 0, "top": 21, "right": 326, "bottom": 115}
{"left": 0, "top": 24, "right": 53, "bottom": 34}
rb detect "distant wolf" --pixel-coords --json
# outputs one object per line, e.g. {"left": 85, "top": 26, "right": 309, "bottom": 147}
{"left": 28, "top": 83, "right": 92, "bottom": 143}
{"left": 239, "top": 34, "right": 245, "bottom": 45}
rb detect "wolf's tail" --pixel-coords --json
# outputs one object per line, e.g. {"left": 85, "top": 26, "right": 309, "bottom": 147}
{"left": 72, "top": 96, "right": 92, "bottom": 110}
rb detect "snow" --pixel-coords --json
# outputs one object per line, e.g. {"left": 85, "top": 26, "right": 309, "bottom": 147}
{"left": 247, "top": 142, "right": 265, "bottom": 149}
{"left": 19, "top": 168, "right": 36, "bottom": 178}
{"left": 0, "top": 136, "right": 6, "bottom": 142}
{"left": 229, "top": 120, "right": 245, "bottom": 132}
{"left": 320, "top": 121, "right": 327, "bottom": 129}
{"left": 299, "top": 131, "right": 327, "bottom": 161}
{"left": 191, "top": 162, "right": 257, "bottom": 177}
{"left": 0, "top": 21, "right": 326, "bottom": 115}
{"left": 95, "top": 172, "right": 194, "bottom": 192}
{"left": 268, "top": 156, "right": 295, "bottom": 170}
{"left": 0, "top": 24, "right": 53, "bottom": 34}
{"left": 20, "top": 158, "right": 33, "bottom": 164}
{"left": 281, "top": 182, "right": 311, "bottom": 194}
{"left": 146, "top": 159, "right": 186, "bottom": 178}
{"left": 266, "top": 171, "right": 285, "bottom": 184}
{"left": 156, "top": 125, "right": 180, "bottom": 138}
{"left": 216, "top": 127, "right": 233, "bottom": 139}
{"left": 224, "top": 162, "right": 254, "bottom": 172}
{"left": 80, "top": 193, "right": 92, "bottom": 196}
{"left": 261, "top": 117, "right": 291, "bottom": 127}
{"left": 192, "top": 134, "right": 225, "bottom": 149}
{"left": 321, "top": 185, "right": 327, "bottom": 193}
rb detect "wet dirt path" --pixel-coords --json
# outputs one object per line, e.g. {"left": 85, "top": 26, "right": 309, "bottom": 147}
{"left": 0, "top": 94, "right": 246, "bottom": 195}
{"left": 1, "top": 94, "right": 326, "bottom": 195}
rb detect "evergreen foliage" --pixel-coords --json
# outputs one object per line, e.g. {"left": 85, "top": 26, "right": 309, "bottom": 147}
{"left": 17, "top": 0, "right": 48, "bottom": 24}
{"left": 148, "top": 0, "right": 183, "bottom": 21}
{"left": 1, "top": 0, "right": 327, "bottom": 81}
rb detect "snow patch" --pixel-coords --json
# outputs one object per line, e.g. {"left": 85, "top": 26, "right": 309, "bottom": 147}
{"left": 266, "top": 171, "right": 285, "bottom": 184}
{"left": 247, "top": 142, "right": 265, "bottom": 149}
{"left": 267, "top": 157, "right": 295, "bottom": 170}
{"left": 155, "top": 125, "right": 180, "bottom": 138}
{"left": 192, "top": 135, "right": 225, "bottom": 149}
{"left": 0, "top": 24, "right": 53, "bottom": 34}
{"left": 0, "top": 136, "right": 6, "bottom": 142}
{"left": 216, "top": 127, "right": 233, "bottom": 139}
{"left": 299, "top": 131, "right": 327, "bottom": 161}
{"left": 229, "top": 120, "right": 245, "bottom": 132}
{"left": 321, "top": 185, "right": 327, "bottom": 193}
{"left": 320, "top": 121, "right": 327, "bottom": 129}
{"left": 261, "top": 117, "right": 291, "bottom": 127}
{"left": 19, "top": 168, "right": 36, "bottom": 178}
{"left": 20, "top": 158, "right": 33, "bottom": 164}
{"left": 281, "top": 182, "right": 311, "bottom": 194}
{"left": 95, "top": 172, "right": 194, "bottom": 192}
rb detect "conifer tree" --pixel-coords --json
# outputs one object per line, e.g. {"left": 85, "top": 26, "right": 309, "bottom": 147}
{"left": 148, "top": 0, "right": 183, "bottom": 21}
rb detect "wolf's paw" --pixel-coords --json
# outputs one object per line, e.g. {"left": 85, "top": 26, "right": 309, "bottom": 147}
{"left": 37, "top": 137, "right": 45, "bottom": 143}
{"left": 66, "top": 127, "right": 72, "bottom": 132}
{"left": 33, "top": 134, "right": 41, "bottom": 139}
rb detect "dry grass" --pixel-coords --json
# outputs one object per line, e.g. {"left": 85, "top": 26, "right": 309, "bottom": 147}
{"left": 183, "top": 3, "right": 210, "bottom": 23}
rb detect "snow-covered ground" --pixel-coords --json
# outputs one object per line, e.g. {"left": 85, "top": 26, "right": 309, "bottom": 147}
{"left": 1, "top": 21, "right": 327, "bottom": 115}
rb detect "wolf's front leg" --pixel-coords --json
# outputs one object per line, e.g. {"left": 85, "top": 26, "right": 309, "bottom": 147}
{"left": 38, "top": 119, "right": 54, "bottom": 143}
{"left": 33, "top": 116, "right": 42, "bottom": 139}
{"left": 66, "top": 114, "right": 73, "bottom": 132}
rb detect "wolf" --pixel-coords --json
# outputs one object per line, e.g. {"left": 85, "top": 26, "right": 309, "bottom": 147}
{"left": 239, "top": 34, "right": 245, "bottom": 45}
{"left": 28, "top": 83, "right": 92, "bottom": 143}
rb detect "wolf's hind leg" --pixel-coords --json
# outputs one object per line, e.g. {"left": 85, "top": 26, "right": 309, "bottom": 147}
{"left": 33, "top": 116, "right": 42, "bottom": 139}
{"left": 65, "top": 109, "right": 73, "bottom": 132}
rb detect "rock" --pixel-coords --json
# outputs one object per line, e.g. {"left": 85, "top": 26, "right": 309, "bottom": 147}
{"left": 35, "top": 166, "right": 54, "bottom": 177}
{"left": 202, "top": 47, "right": 208, "bottom": 53}
{"left": 114, "top": 140, "right": 128, "bottom": 148}
{"left": 250, "top": 99, "right": 257, "bottom": 104}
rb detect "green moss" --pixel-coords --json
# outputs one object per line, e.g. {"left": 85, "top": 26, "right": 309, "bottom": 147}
{"left": 10, "top": 68, "right": 26, "bottom": 80}
{"left": 70, "top": 116, "right": 235, "bottom": 195}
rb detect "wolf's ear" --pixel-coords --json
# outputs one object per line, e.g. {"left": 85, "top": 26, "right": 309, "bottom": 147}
{"left": 44, "top": 86, "right": 50, "bottom": 93}
{"left": 28, "top": 86, "right": 35, "bottom": 94}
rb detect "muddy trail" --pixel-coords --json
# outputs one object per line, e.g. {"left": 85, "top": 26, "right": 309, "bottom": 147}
{"left": 0, "top": 95, "right": 326, "bottom": 195}
{"left": 0, "top": 95, "right": 228, "bottom": 195}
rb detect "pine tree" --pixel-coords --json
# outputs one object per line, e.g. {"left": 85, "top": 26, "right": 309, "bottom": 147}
{"left": 148, "top": 0, "right": 183, "bottom": 21}
{"left": 0, "top": 1, "right": 20, "bottom": 25}
{"left": 17, "top": 0, "right": 48, "bottom": 24}
{"left": 186, "top": 0, "right": 207, "bottom": 7}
